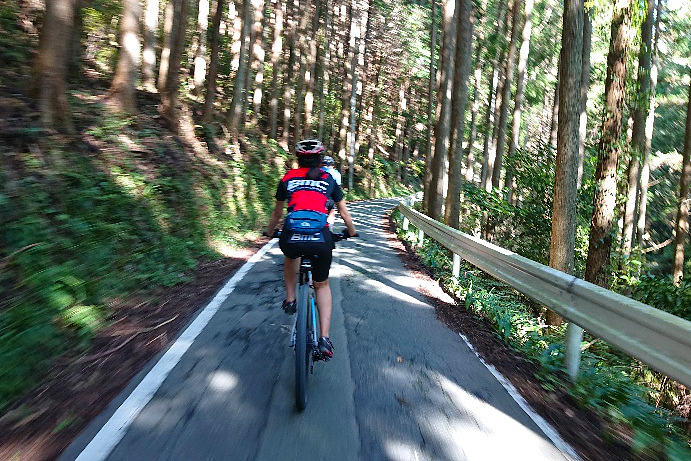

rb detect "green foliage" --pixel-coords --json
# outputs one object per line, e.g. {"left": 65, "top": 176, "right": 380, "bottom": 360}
{"left": 629, "top": 274, "right": 691, "bottom": 321}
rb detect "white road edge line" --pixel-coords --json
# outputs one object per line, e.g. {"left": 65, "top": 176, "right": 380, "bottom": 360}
{"left": 75, "top": 240, "right": 278, "bottom": 461}
{"left": 457, "top": 332, "right": 581, "bottom": 461}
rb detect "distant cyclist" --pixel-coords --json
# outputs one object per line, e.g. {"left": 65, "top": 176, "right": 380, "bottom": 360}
{"left": 321, "top": 155, "right": 341, "bottom": 226}
{"left": 265, "top": 139, "right": 357, "bottom": 359}
{"left": 321, "top": 155, "right": 341, "bottom": 185}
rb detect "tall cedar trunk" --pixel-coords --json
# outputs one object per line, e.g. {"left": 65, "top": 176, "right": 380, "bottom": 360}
{"left": 479, "top": 0, "right": 507, "bottom": 192}
{"left": 249, "top": 0, "right": 266, "bottom": 126}
{"left": 68, "top": 0, "right": 85, "bottom": 79}
{"left": 303, "top": 0, "right": 322, "bottom": 137}
{"left": 293, "top": 0, "right": 309, "bottom": 140}
{"left": 465, "top": 64, "right": 482, "bottom": 183}
{"left": 423, "top": 0, "right": 437, "bottom": 212}
{"left": 355, "top": 0, "right": 373, "bottom": 120}
{"left": 394, "top": 79, "right": 409, "bottom": 181}
{"left": 230, "top": 1, "right": 242, "bottom": 71}
{"left": 402, "top": 125, "right": 413, "bottom": 185}
{"left": 202, "top": 0, "right": 225, "bottom": 122}
{"left": 576, "top": 9, "right": 592, "bottom": 188}
{"left": 317, "top": 0, "right": 332, "bottom": 139}
{"left": 672, "top": 80, "right": 691, "bottom": 284}
{"left": 505, "top": 0, "right": 533, "bottom": 203}
{"left": 193, "top": 0, "right": 210, "bottom": 93}
{"left": 110, "top": 0, "right": 141, "bottom": 113}
{"left": 548, "top": 0, "right": 583, "bottom": 326}
{"left": 269, "top": 0, "right": 284, "bottom": 138}
{"left": 337, "top": 2, "right": 353, "bottom": 168}
{"left": 347, "top": 0, "right": 360, "bottom": 190}
{"left": 281, "top": 0, "right": 296, "bottom": 147}
{"left": 367, "top": 57, "right": 382, "bottom": 196}
{"left": 428, "top": 0, "right": 458, "bottom": 220}
{"left": 444, "top": 0, "right": 473, "bottom": 229}
{"left": 36, "top": 0, "right": 77, "bottom": 132}
{"left": 158, "top": 0, "right": 175, "bottom": 91}
{"left": 584, "top": 0, "right": 632, "bottom": 288}
{"left": 161, "top": 0, "right": 190, "bottom": 127}
{"left": 622, "top": 0, "right": 655, "bottom": 258}
{"left": 228, "top": 0, "right": 253, "bottom": 137}
{"left": 142, "top": 0, "right": 160, "bottom": 90}
{"left": 491, "top": 0, "right": 521, "bottom": 189}
{"left": 637, "top": 0, "right": 662, "bottom": 246}
{"left": 549, "top": 55, "right": 560, "bottom": 148}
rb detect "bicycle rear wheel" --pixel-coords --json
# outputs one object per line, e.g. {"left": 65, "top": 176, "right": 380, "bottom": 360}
{"left": 295, "top": 282, "right": 310, "bottom": 411}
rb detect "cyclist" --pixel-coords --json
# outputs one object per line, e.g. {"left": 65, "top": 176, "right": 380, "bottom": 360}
{"left": 265, "top": 139, "right": 358, "bottom": 359}
{"left": 321, "top": 155, "right": 341, "bottom": 226}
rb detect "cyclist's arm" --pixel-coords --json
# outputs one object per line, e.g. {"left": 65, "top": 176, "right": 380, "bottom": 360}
{"left": 266, "top": 201, "right": 284, "bottom": 236}
{"left": 335, "top": 200, "right": 357, "bottom": 237}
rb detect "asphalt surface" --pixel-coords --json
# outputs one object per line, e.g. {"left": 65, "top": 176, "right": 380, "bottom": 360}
{"left": 61, "top": 199, "right": 572, "bottom": 461}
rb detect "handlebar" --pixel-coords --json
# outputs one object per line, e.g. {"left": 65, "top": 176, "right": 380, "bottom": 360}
{"left": 263, "top": 229, "right": 358, "bottom": 241}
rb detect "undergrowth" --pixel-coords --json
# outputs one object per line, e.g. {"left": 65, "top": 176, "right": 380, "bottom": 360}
{"left": 391, "top": 210, "right": 690, "bottom": 460}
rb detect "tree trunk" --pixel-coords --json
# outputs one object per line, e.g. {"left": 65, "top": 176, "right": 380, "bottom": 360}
{"left": 347, "top": 0, "right": 360, "bottom": 190}
{"left": 637, "top": 0, "right": 662, "bottom": 246}
{"left": 505, "top": 0, "right": 533, "bottom": 203}
{"left": 142, "top": 0, "right": 160, "bottom": 91}
{"left": 423, "top": 0, "right": 438, "bottom": 212}
{"left": 269, "top": 0, "right": 285, "bottom": 138}
{"left": 444, "top": 0, "right": 473, "bottom": 229}
{"left": 293, "top": 0, "right": 309, "bottom": 141}
{"left": 160, "top": 0, "right": 190, "bottom": 127}
{"left": 227, "top": 0, "right": 253, "bottom": 137}
{"left": 158, "top": 0, "right": 175, "bottom": 92}
{"left": 337, "top": 2, "right": 353, "bottom": 168}
{"left": 394, "top": 78, "right": 409, "bottom": 181}
{"left": 110, "top": 0, "right": 141, "bottom": 113}
{"left": 549, "top": 55, "right": 560, "bottom": 149}
{"left": 317, "top": 0, "right": 332, "bottom": 139}
{"left": 479, "top": 0, "right": 508, "bottom": 192}
{"left": 428, "top": 0, "right": 458, "bottom": 220}
{"left": 202, "top": 0, "right": 226, "bottom": 123}
{"left": 465, "top": 65, "right": 482, "bottom": 184}
{"left": 576, "top": 9, "right": 592, "bottom": 188}
{"left": 303, "top": 0, "right": 322, "bottom": 137}
{"left": 248, "top": 0, "right": 266, "bottom": 126}
{"left": 193, "top": 0, "right": 210, "bottom": 93}
{"left": 584, "top": 0, "right": 632, "bottom": 288}
{"left": 548, "top": 0, "right": 583, "bottom": 326}
{"left": 672, "top": 79, "right": 691, "bottom": 284}
{"left": 35, "top": 0, "right": 77, "bottom": 132}
{"left": 491, "top": 0, "right": 521, "bottom": 189}
{"left": 621, "top": 0, "right": 656, "bottom": 258}
{"left": 281, "top": 0, "right": 297, "bottom": 147}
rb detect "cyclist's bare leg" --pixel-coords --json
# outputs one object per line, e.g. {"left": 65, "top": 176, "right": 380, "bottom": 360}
{"left": 284, "top": 257, "right": 300, "bottom": 302}
{"left": 313, "top": 279, "right": 331, "bottom": 337}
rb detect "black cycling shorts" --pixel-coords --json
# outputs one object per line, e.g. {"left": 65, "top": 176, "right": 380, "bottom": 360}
{"left": 279, "top": 228, "right": 334, "bottom": 282}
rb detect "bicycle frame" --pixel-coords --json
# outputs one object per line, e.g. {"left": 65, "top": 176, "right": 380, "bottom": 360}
{"left": 292, "top": 257, "right": 320, "bottom": 411}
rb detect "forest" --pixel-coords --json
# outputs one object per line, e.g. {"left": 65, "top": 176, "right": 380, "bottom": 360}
{"left": 0, "top": 0, "right": 690, "bottom": 457}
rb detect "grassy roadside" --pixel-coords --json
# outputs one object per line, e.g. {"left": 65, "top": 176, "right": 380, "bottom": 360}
{"left": 390, "top": 209, "right": 690, "bottom": 460}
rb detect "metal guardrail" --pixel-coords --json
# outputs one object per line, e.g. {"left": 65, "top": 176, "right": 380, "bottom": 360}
{"left": 397, "top": 203, "right": 691, "bottom": 387}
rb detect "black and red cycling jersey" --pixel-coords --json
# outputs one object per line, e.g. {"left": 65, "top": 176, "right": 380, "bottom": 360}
{"left": 275, "top": 167, "right": 344, "bottom": 218}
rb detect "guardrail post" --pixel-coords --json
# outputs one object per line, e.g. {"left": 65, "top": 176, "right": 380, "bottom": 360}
{"left": 452, "top": 253, "right": 461, "bottom": 279}
{"left": 564, "top": 323, "right": 584, "bottom": 381}
{"left": 417, "top": 229, "right": 424, "bottom": 247}
{"left": 403, "top": 217, "right": 409, "bottom": 231}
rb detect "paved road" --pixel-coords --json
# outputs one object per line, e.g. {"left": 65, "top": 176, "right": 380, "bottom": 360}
{"left": 62, "top": 199, "right": 573, "bottom": 461}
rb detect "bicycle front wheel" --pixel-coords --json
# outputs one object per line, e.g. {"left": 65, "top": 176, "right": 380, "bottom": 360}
{"left": 295, "top": 282, "right": 310, "bottom": 411}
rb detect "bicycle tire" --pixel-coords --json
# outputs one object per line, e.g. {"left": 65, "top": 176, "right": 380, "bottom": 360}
{"left": 295, "top": 282, "right": 309, "bottom": 411}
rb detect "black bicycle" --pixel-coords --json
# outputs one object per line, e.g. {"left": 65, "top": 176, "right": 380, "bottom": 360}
{"left": 266, "top": 228, "right": 355, "bottom": 411}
